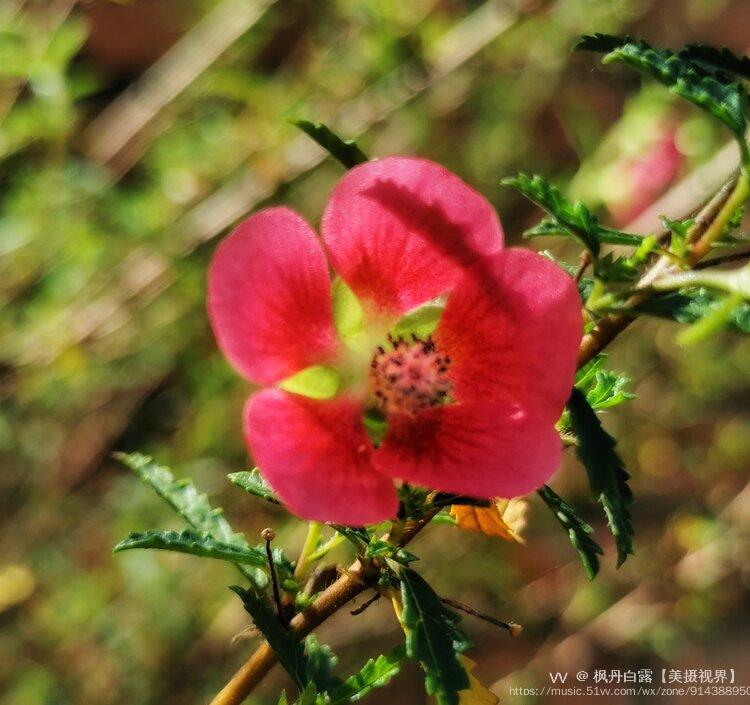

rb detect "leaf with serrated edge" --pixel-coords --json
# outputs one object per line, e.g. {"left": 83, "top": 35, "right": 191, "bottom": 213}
{"left": 397, "top": 566, "right": 470, "bottom": 705}
{"left": 292, "top": 119, "right": 368, "bottom": 169}
{"left": 537, "top": 485, "right": 603, "bottom": 580}
{"left": 231, "top": 585, "right": 308, "bottom": 690}
{"left": 567, "top": 389, "right": 634, "bottom": 567}
{"left": 113, "top": 529, "right": 268, "bottom": 565}
{"left": 328, "top": 646, "right": 405, "bottom": 704}
{"left": 115, "top": 453, "right": 267, "bottom": 588}
{"left": 229, "top": 468, "right": 279, "bottom": 504}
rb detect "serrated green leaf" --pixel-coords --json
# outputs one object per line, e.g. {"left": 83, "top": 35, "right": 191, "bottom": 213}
{"left": 328, "top": 645, "right": 406, "bottom": 704}
{"left": 228, "top": 468, "right": 279, "bottom": 504}
{"left": 575, "top": 355, "right": 635, "bottom": 411}
{"left": 115, "top": 453, "right": 268, "bottom": 588}
{"left": 113, "top": 529, "right": 268, "bottom": 565}
{"left": 578, "top": 34, "right": 747, "bottom": 137}
{"left": 292, "top": 119, "right": 368, "bottom": 169}
{"left": 397, "top": 566, "right": 470, "bottom": 705}
{"left": 567, "top": 389, "right": 634, "bottom": 567}
{"left": 679, "top": 45, "right": 750, "bottom": 81}
{"left": 502, "top": 174, "right": 645, "bottom": 276}
{"left": 537, "top": 485, "right": 603, "bottom": 580}
{"left": 628, "top": 287, "right": 750, "bottom": 333}
{"left": 231, "top": 585, "right": 308, "bottom": 690}
{"left": 305, "top": 635, "right": 341, "bottom": 692}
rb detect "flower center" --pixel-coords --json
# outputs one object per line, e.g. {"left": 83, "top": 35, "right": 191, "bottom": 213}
{"left": 369, "top": 334, "right": 452, "bottom": 416}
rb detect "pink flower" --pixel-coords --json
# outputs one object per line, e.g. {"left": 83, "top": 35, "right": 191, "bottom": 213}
{"left": 208, "top": 157, "right": 582, "bottom": 525}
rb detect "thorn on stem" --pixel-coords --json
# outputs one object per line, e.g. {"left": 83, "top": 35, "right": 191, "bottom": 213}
{"left": 350, "top": 591, "right": 381, "bottom": 616}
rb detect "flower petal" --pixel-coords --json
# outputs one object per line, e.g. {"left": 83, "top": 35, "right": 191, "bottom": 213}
{"left": 207, "top": 207, "right": 338, "bottom": 385}
{"left": 245, "top": 389, "right": 398, "bottom": 525}
{"left": 322, "top": 157, "right": 503, "bottom": 316}
{"left": 375, "top": 402, "right": 562, "bottom": 498}
{"left": 436, "top": 248, "right": 582, "bottom": 420}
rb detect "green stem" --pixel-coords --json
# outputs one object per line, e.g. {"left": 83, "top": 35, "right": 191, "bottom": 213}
{"left": 293, "top": 521, "right": 323, "bottom": 582}
{"left": 690, "top": 167, "right": 750, "bottom": 263}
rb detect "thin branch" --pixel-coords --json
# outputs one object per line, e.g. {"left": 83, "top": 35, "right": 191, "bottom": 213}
{"left": 440, "top": 597, "right": 522, "bottom": 636}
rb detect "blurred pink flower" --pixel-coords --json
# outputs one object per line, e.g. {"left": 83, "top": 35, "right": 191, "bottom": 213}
{"left": 208, "top": 157, "right": 582, "bottom": 525}
{"left": 612, "top": 128, "right": 683, "bottom": 224}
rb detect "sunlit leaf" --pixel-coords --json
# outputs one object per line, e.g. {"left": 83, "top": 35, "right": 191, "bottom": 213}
{"left": 115, "top": 453, "right": 268, "bottom": 588}
{"left": 113, "top": 529, "right": 268, "bottom": 566}
{"left": 328, "top": 645, "right": 405, "bottom": 703}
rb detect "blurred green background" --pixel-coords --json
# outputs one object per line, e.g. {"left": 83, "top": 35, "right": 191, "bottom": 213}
{"left": 1, "top": 1, "right": 749, "bottom": 703}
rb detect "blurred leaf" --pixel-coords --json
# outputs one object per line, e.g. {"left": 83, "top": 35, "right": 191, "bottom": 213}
{"left": 577, "top": 34, "right": 748, "bottom": 138}
{"left": 676, "top": 292, "right": 744, "bottom": 345}
{"left": 397, "top": 566, "right": 471, "bottom": 705}
{"left": 537, "top": 485, "right": 603, "bottom": 580}
{"left": 230, "top": 585, "right": 308, "bottom": 690}
{"left": 567, "top": 389, "right": 634, "bottom": 567}
{"left": 305, "top": 635, "right": 341, "bottom": 692}
{"left": 116, "top": 453, "right": 267, "bottom": 588}
{"left": 629, "top": 287, "right": 750, "bottom": 332}
{"left": 653, "top": 262, "right": 750, "bottom": 298}
{"left": 327, "top": 645, "right": 405, "bottom": 704}
{"left": 449, "top": 499, "right": 527, "bottom": 543}
{"left": 228, "top": 468, "right": 279, "bottom": 503}
{"left": 291, "top": 120, "right": 368, "bottom": 169}
{"left": 113, "top": 529, "right": 268, "bottom": 566}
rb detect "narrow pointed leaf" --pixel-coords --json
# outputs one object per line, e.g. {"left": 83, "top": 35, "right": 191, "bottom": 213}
{"left": 292, "top": 119, "right": 368, "bottom": 169}
{"left": 115, "top": 452, "right": 267, "bottom": 588}
{"left": 397, "top": 566, "right": 470, "bottom": 705}
{"left": 328, "top": 646, "right": 406, "bottom": 704}
{"left": 113, "top": 529, "right": 269, "bottom": 565}
{"left": 537, "top": 486, "right": 603, "bottom": 580}
{"left": 567, "top": 389, "right": 634, "bottom": 567}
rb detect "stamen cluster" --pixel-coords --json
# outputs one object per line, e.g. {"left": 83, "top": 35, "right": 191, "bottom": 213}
{"left": 369, "top": 334, "right": 452, "bottom": 416}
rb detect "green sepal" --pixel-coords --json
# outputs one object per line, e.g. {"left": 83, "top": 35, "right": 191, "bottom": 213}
{"left": 280, "top": 365, "right": 340, "bottom": 400}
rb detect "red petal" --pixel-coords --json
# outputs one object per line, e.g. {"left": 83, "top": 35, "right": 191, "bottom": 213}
{"left": 375, "top": 402, "right": 562, "bottom": 498}
{"left": 437, "top": 248, "right": 582, "bottom": 420}
{"left": 245, "top": 390, "right": 398, "bottom": 525}
{"left": 207, "top": 208, "right": 338, "bottom": 385}
{"left": 322, "top": 157, "right": 503, "bottom": 316}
